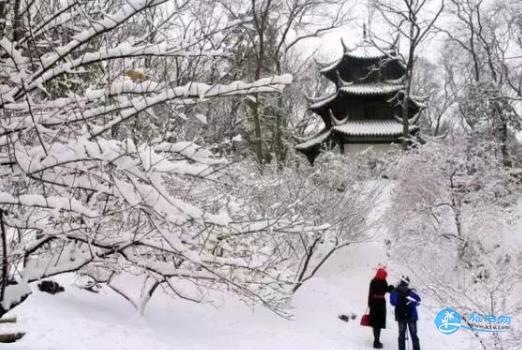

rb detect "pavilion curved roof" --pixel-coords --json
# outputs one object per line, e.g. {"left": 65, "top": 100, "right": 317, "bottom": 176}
{"left": 339, "top": 83, "right": 403, "bottom": 96}
{"left": 315, "top": 38, "right": 398, "bottom": 76}
{"left": 308, "top": 91, "right": 338, "bottom": 110}
{"left": 295, "top": 129, "right": 332, "bottom": 150}
{"left": 345, "top": 44, "right": 387, "bottom": 60}
{"left": 294, "top": 120, "right": 420, "bottom": 159}
{"left": 317, "top": 57, "right": 344, "bottom": 74}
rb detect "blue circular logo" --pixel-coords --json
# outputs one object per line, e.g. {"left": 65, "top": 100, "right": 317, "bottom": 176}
{"left": 434, "top": 307, "right": 462, "bottom": 335}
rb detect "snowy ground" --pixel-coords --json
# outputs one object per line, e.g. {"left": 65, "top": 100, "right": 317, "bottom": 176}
{"left": 4, "top": 241, "right": 479, "bottom": 350}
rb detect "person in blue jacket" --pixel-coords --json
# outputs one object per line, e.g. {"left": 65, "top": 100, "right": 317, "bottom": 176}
{"left": 390, "top": 276, "right": 421, "bottom": 350}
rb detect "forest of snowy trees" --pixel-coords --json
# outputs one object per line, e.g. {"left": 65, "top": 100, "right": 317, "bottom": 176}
{"left": 0, "top": 0, "right": 520, "bottom": 349}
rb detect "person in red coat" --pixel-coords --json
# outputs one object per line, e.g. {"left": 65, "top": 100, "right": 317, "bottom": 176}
{"left": 368, "top": 268, "right": 394, "bottom": 349}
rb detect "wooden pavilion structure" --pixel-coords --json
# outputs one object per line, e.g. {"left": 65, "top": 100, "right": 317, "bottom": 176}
{"left": 296, "top": 38, "right": 424, "bottom": 164}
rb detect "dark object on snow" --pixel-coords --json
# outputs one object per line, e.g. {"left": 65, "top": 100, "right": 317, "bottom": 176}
{"left": 338, "top": 314, "right": 350, "bottom": 322}
{"left": 0, "top": 332, "right": 25, "bottom": 343}
{"left": 38, "top": 280, "right": 65, "bottom": 294}
{"left": 338, "top": 313, "right": 357, "bottom": 322}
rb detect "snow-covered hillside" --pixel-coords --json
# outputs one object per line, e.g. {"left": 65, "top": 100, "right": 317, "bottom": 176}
{"left": 4, "top": 240, "right": 479, "bottom": 350}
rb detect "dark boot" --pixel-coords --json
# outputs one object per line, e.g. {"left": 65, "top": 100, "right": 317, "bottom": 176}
{"left": 373, "top": 327, "right": 383, "bottom": 348}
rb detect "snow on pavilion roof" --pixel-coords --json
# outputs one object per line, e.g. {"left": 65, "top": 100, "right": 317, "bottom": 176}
{"left": 309, "top": 83, "right": 410, "bottom": 110}
{"left": 309, "top": 92, "right": 338, "bottom": 109}
{"left": 318, "top": 57, "right": 343, "bottom": 73}
{"left": 295, "top": 130, "right": 332, "bottom": 150}
{"left": 315, "top": 39, "right": 396, "bottom": 74}
{"left": 345, "top": 44, "right": 388, "bottom": 60}
{"left": 314, "top": 38, "right": 344, "bottom": 71}
{"left": 333, "top": 120, "right": 418, "bottom": 137}
{"left": 339, "top": 83, "right": 403, "bottom": 96}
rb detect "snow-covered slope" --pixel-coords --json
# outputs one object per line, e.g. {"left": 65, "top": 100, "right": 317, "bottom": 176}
{"left": 5, "top": 241, "right": 475, "bottom": 350}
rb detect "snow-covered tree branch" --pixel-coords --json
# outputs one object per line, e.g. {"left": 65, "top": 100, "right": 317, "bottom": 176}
{"left": 0, "top": 0, "right": 341, "bottom": 319}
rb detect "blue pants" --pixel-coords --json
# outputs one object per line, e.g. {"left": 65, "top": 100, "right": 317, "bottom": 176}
{"left": 398, "top": 321, "right": 420, "bottom": 350}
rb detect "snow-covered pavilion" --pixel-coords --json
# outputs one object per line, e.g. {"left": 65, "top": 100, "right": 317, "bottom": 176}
{"left": 296, "top": 38, "right": 424, "bottom": 164}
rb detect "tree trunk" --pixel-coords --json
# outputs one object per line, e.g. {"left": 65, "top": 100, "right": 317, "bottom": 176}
{"left": 493, "top": 102, "right": 512, "bottom": 168}
{"left": 499, "top": 120, "right": 511, "bottom": 168}
{"left": 251, "top": 96, "right": 264, "bottom": 165}
{"left": 402, "top": 94, "right": 410, "bottom": 150}
{"left": 0, "top": 210, "right": 8, "bottom": 304}
{"left": 402, "top": 21, "right": 416, "bottom": 151}
{"left": 12, "top": 0, "right": 22, "bottom": 43}
{"left": 0, "top": 0, "right": 7, "bottom": 37}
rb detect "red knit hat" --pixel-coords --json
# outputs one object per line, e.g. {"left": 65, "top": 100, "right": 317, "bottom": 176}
{"left": 375, "top": 268, "right": 388, "bottom": 280}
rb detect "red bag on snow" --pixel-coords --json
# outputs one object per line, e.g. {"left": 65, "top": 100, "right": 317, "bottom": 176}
{"left": 360, "top": 313, "right": 371, "bottom": 327}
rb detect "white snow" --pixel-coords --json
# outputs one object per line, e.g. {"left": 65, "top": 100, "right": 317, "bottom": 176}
{"left": 194, "top": 113, "right": 208, "bottom": 124}
{"left": 333, "top": 120, "right": 419, "bottom": 137}
{"left": 340, "top": 83, "right": 403, "bottom": 95}
{"left": 4, "top": 240, "right": 477, "bottom": 350}
{"left": 1, "top": 282, "right": 31, "bottom": 311}
{"left": 346, "top": 44, "right": 388, "bottom": 60}
{"left": 0, "top": 38, "right": 29, "bottom": 66}
{"left": 89, "top": 74, "right": 292, "bottom": 137}
{"left": 314, "top": 39, "right": 397, "bottom": 74}
{"left": 0, "top": 192, "right": 98, "bottom": 218}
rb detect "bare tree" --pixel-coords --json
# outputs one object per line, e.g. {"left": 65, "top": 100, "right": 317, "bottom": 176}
{"left": 220, "top": 0, "right": 353, "bottom": 166}
{"left": 223, "top": 151, "right": 383, "bottom": 294}
{"left": 412, "top": 56, "right": 456, "bottom": 137}
{"left": 437, "top": 0, "right": 522, "bottom": 167}
{"left": 384, "top": 138, "right": 522, "bottom": 350}
{"left": 370, "top": 0, "right": 444, "bottom": 149}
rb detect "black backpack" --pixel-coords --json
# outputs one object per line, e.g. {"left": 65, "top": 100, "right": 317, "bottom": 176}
{"left": 395, "top": 290, "right": 410, "bottom": 320}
